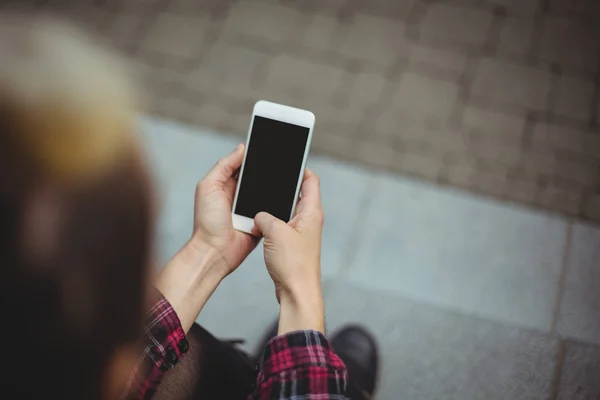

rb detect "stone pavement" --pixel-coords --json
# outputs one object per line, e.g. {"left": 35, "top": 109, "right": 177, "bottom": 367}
{"left": 3, "top": 0, "right": 600, "bottom": 222}
{"left": 139, "top": 116, "right": 600, "bottom": 399}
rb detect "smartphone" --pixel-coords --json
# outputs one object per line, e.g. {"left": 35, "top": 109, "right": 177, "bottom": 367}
{"left": 231, "top": 100, "right": 315, "bottom": 234}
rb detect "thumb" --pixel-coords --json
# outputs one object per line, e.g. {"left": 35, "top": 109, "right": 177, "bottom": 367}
{"left": 253, "top": 212, "right": 285, "bottom": 237}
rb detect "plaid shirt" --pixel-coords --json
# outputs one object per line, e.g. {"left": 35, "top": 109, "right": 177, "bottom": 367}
{"left": 126, "top": 292, "right": 349, "bottom": 399}
{"left": 251, "top": 330, "right": 349, "bottom": 400}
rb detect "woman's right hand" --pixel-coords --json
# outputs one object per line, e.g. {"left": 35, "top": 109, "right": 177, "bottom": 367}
{"left": 252, "top": 168, "right": 325, "bottom": 335}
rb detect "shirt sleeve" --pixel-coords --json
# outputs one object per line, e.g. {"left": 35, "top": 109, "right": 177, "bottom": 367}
{"left": 125, "top": 289, "right": 189, "bottom": 400}
{"left": 250, "top": 330, "right": 349, "bottom": 400}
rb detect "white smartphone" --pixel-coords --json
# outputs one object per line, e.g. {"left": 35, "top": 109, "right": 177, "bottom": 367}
{"left": 231, "top": 100, "right": 315, "bottom": 234}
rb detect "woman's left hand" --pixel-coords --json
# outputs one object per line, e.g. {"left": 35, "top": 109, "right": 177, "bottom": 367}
{"left": 191, "top": 143, "right": 258, "bottom": 277}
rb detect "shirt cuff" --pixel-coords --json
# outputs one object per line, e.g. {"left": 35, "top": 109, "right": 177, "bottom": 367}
{"left": 144, "top": 289, "right": 189, "bottom": 371}
{"left": 259, "top": 330, "right": 347, "bottom": 378}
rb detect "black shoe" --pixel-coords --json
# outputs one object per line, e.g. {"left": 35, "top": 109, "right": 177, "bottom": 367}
{"left": 330, "top": 325, "right": 379, "bottom": 398}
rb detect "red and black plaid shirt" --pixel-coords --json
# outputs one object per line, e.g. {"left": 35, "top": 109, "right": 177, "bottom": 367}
{"left": 126, "top": 292, "right": 349, "bottom": 399}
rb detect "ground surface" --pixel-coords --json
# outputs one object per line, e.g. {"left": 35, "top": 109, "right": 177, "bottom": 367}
{"left": 4, "top": 0, "right": 600, "bottom": 221}
{"left": 141, "top": 116, "right": 600, "bottom": 399}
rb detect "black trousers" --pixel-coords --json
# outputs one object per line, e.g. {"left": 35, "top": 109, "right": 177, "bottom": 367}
{"left": 153, "top": 324, "right": 369, "bottom": 399}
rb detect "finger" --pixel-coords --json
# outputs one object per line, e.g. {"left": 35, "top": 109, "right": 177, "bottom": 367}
{"left": 224, "top": 176, "right": 237, "bottom": 204}
{"left": 236, "top": 229, "right": 260, "bottom": 251}
{"left": 297, "top": 168, "right": 322, "bottom": 211}
{"left": 204, "top": 144, "right": 245, "bottom": 185}
{"left": 252, "top": 212, "right": 286, "bottom": 237}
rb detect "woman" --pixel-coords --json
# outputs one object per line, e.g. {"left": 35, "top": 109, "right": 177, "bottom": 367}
{"left": 0, "top": 15, "right": 378, "bottom": 400}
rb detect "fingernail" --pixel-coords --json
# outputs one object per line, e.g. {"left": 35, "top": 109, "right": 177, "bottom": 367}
{"left": 236, "top": 143, "right": 243, "bottom": 151}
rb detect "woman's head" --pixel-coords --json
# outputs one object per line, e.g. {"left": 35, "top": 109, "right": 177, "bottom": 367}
{"left": 0, "top": 15, "right": 152, "bottom": 398}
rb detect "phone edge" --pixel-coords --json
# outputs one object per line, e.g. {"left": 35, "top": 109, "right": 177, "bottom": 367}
{"left": 231, "top": 100, "right": 316, "bottom": 234}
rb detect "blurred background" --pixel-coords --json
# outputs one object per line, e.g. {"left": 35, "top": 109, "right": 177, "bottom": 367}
{"left": 3, "top": 0, "right": 600, "bottom": 398}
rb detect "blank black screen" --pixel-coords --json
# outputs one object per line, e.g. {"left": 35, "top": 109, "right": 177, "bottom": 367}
{"left": 235, "top": 116, "right": 309, "bottom": 222}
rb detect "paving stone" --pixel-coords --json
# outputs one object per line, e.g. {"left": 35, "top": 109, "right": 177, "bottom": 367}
{"left": 0, "top": 0, "right": 45, "bottom": 11}
{"left": 442, "top": 125, "right": 473, "bottom": 150}
{"left": 406, "top": 43, "right": 468, "bottom": 81}
{"left": 223, "top": 1, "right": 300, "bottom": 43}
{"left": 311, "top": 130, "right": 356, "bottom": 159}
{"left": 155, "top": 96, "right": 200, "bottom": 125}
{"left": 217, "top": 109, "right": 253, "bottom": 138}
{"left": 517, "top": 150, "right": 556, "bottom": 179}
{"left": 463, "top": 106, "right": 525, "bottom": 146}
{"left": 374, "top": 109, "right": 413, "bottom": 142}
{"left": 531, "top": 122, "right": 600, "bottom": 159}
{"left": 536, "top": 185, "right": 581, "bottom": 215}
{"left": 104, "top": 12, "right": 148, "bottom": 51}
{"left": 256, "top": 86, "right": 298, "bottom": 110}
{"left": 552, "top": 159, "right": 598, "bottom": 186}
{"left": 345, "top": 0, "right": 416, "bottom": 19}
{"left": 539, "top": 16, "right": 600, "bottom": 77}
{"left": 190, "top": 42, "right": 269, "bottom": 96}
{"left": 440, "top": 163, "right": 475, "bottom": 188}
{"left": 292, "top": 0, "right": 347, "bottom": 15}
{"left": 487, "top": 0, "right": 541, "bottom": 14}
{"left": 472, "top": 58, "right": 552, "bottom": 110}
{"left": 375, "top": 108, "right": 461, "bottom": 152}
{"left": 394, "top": 133, "right": 467, "bottom": 177}
{"left": 498, "top": 17, "right": 535, "bottom": 57}
{"left": 427, "top": 127, "right": 471, "bottom": 157}
{"left": 552, "top": 76, "right": 595, "bottom": 122}
{"left": 135, "top": 62, "right": 189, "bottom": 101}
{"left": 470, "top": 138, "right": 521, "bottom": 164}
{"left": 336, "top": 14, "right": 407, "bottom": 66}
{"left": 191, "top": 100, "right": 231, "bottom": 130}
{"left": 397, "top": 152, "right": 440, "bottom": 179}
{"left": 476, "top": 154, "right": 512, "bottom": 177}
{"left": 346, "top": 72, "right": 389, "bottom": 104}
{"left": 355, "top": 140, "right": 397, "bottom": 170}
{"left": 401, "top": 136, "right": 437, "bottom": 157}
{"left": 120, "top": 0, "right": 170, "bottom": 13}
{"left": 62, "top": 3, "right": 114, "bottom": 33}
{"left": 335, "top": 72, "right": 389, "bottom": 123}
{"left": 503, "top": 179, "right": 538, "bottom": 204}
{"left": 393, "top": 73, "right": 460, "bottom": 123}
{"left": 549, "top": 0, "right": 600, "bottom": 18}
{"left": 582, "top": 194, "right": 600, "bottom": 221}
{"left": 166, "top": 0, "right": 232, "bottom": 17}
{"left": 557, "top": 341, "right": 600, "bottom": 400}
{"left": 265, "top": 54, "right": 345, "bottom": 100}
{"left": 530, "top": 124, "right": 567, "bottom": 155}
{"left": 471, "top": 171, "right": 507, "bottom": 196}
{"left": 419, "top": 3, "right": 493, "bottom": 47}
{"left": 301, "top": 14, "right": 338, "bottom": 52}
{"left": 139, "top": 13, "right": 215, "bottom": 59}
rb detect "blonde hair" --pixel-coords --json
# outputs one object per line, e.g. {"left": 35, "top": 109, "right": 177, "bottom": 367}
{"left": 0, "top": 13, "right": 137, "bottom": 181}
{"left": 0, "top": 15, "right": 152, "bottom": 400}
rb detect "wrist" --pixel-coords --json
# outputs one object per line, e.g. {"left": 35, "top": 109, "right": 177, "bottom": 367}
{"left": 155, "top": 239, "right": 227, "bottom": 333}
{"left": 277, "top": 279, "right": 325, "bottom": 335}
{"left": 186, "top": 236, "right": 230, "bottom": 279}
